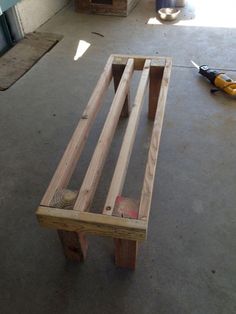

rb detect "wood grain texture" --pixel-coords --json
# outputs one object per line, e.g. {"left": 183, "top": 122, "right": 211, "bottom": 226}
{"left": 73, "top": 58, "right": 134, "bottom": 212}
{"left": 103, "top": 59, "right": 151, "bottom": 215}
{"left": 112, "top": 196, "right": 139, "bottom": 269}
{"left": 50, "top": 189, "right": 78, "bottom": 208}
{"left": 89, "top": 0, "right": 139, "bottom": 16}
{"left": 138, "top": 58, "right": 172, "bottom": 221}
{"left": 112, "top": 63, "right": 130, "bottom": 118}
{"left": 148, "top": 60, "right": 165, "bottom": 120}
{"left": 41, "top": 55, "right": 113, "bottom": 206}
{"left": 57, "top": 230, "right": 88, "bottom": 262}
{"left": 50, "top": 189, "right": 88, "bottom": 262}
{"left": 37, "top": 206, "right": 147, "bottom": 241}
{"left": 114, "top": 238, "right": 138, "bottom": 269}
{"left": 0, "top": 32, "right": 62, "bottom": 90}
{"left": 90, "top": 0, "right": 127, "bottom": 16}
{"left": 112, "top": 55, "right": 166, "bottom": 71}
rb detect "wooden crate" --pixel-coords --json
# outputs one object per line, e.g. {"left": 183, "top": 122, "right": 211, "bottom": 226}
{"left": 74, "top": 0, "right": 140, "bottom": 16}
{"left": 36, "top": 54, "right": 172, "bottom": 269}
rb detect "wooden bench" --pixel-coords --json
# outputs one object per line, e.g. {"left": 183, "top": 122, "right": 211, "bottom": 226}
{"left": 36, "top": 54, "right": 172, "bottom": 269}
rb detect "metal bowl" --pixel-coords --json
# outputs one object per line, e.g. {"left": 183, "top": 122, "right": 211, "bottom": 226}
{"left": 158, "top": 8, "right": 180, "bottom": 21}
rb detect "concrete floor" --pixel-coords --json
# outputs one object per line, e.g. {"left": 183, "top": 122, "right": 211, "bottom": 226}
{"left": 1, "top": 1, "right": 236, "bottom": 313}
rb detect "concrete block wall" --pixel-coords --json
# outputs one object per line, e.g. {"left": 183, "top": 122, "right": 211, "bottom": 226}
{"left": 16, "top": 0, "right": 70, "bottom": 34}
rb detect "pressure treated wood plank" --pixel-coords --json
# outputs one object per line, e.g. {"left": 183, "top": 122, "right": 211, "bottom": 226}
{"left": 103, "top": 59, "right": 151, "bottom": 215}
{"left": 51, "top": 189, "right": 88, "bottom": 262}
{"left": 114, "top": 239, "right": 138, "bottom": 269}
{"left": 112, "top": 196, "right": 139, "bottom": 269}
{"left": 73, "top": 58, "right": 134, "bottom": 212}
{"left": 148, "top": 60, "right": 165, "bottom": 120}
{"left": 41, "top": 55, "right": 114, "bottom": 206}
{"left": 112, "top": 63, "right": 130, "bottom": 118}
{"left": 58, "top": 230, "right": 88, "bottom": 262}
{"left": 138, "top": 58, "right": 172, "bottom": 221}
{"left": 50, "top": 189, "right": 77, "bottom": 207}
{"left": 112, "top": 55, "right": 166, "bottom": 71}
{"left": 37, "top": 206, "right": 147, "bottom": 241}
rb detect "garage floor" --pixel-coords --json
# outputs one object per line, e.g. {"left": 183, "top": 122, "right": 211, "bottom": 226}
{"left": 1, "top": 1, "right": 236, "bottom": 313}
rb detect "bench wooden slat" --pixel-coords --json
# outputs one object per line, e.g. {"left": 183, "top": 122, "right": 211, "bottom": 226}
{"left": 103, "top": 59, "right": 151, "bottom": 216}
{"left": 73, "top": 58, "right": 134, "bottom": 212}
{"left": 112, "top": 57, "right": 131, "bottom": 118}
{"left": 37, "top": 206, "right": 147, "bottom": 241}
{"left": 148, "top": 59, "right": 165, "bottom": 120}
{"left": 138, "top": 58, "right": 172, "bottom": 221}
{"left": 41, "top": 55, "right": 114, "bottom": 206}
{"left": 112, "top": 54, "right": 167, "bottom": 71}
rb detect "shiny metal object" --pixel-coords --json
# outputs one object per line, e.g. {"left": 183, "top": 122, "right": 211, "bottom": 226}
{"left": 191, "top": 60, "right": 200, "bottom": 69}
{"left": 158, "top": 8, "right": 180, "bottom": 21}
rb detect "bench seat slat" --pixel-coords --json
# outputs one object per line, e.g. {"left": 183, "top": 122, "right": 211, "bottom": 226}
{"left": 73, "top": 58, "right": 134, "bottom": 212}
{"left": 138, "top": 58, "right": 172, "bottom": 221}
{"left": 41, "top": 55, "right": 114, "bottom": 206}
{"left": 103, "top": 59, "right": 151, "bottom": 216}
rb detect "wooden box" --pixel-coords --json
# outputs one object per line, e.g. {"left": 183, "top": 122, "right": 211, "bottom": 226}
{"left": 74, "top": 0, "right": 140, "bottom": 16}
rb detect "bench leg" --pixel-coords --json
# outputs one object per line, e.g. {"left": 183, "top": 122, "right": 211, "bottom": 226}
{"left": 148, "top": 66, "right": 164, "bottom": 120}
{"left": 114, "top": 239, "right": 138, "bottom": 270}
{"left": 112, "top": 196, "right": 139, "bottom": 269}
{"left": 58, "top": 230, "right": 88, "bottom": 262}
{"left": 50, "top": 189, "right": 88, "bottom": 262}
{"left": 112, "top": 63, "right": 130, "bottom": 118}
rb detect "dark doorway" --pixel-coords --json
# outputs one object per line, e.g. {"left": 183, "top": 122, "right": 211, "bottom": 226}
{"left": 0, "top": 13, "right": 14, "bottom": 55}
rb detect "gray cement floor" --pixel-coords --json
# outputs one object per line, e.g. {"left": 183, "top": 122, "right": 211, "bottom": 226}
{"left": 1, "top": 1, "right": 236, "bottom": 313}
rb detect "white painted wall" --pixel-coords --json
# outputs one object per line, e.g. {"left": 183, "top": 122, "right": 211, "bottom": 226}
{"left": 16, "top": 0, "right": 70, "bottom": 34}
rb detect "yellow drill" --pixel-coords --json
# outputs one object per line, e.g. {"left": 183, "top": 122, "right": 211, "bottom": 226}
{"left": 191, "top": 61, "right": 236, "bottom": 96}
